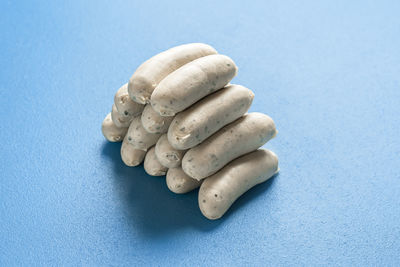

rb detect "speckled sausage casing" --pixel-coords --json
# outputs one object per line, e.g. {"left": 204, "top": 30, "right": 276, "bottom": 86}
{"left": 168, "top": 84, "right": 254, "bottom": 150}
{"left": 120, "top": 135, "right": 146, "bottom": 167}
{"left": 114, "top": 83, "right": 144, "bottom": 117}
{"left": 182, "top": 112, "right": 277, "bottom": 180}
{"left": 111, "top": 104, "right": 133, "bottom": 128}
{"left": 101, "top": 113, "right": 128, "bottom": 142}
{"left": 151, "top": 54, "right": 238, "bottom": 116}
{"left": 166, "top": 167, "right": 202, "bottom": 194}
{"left": 199, "top": 149, "right": 279, "bottom": 220}
{"left": 128, "top": 43, "right": 217, "bottom": 104}
{"left": 155, "top": 134, "right": 187, "bottom": 168}
{"left": 141, "top": 105, "right": 174, "bottom": 134}
{"left": 126, "top": 116, "right": 162, "bottom": 151}
{"left": 144, "top": 146, "right": 168, "bottom": 176}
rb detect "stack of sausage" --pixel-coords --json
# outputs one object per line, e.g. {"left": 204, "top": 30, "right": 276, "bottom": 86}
{"left": 101, "top": 43, "right": 279, "bottom": 220}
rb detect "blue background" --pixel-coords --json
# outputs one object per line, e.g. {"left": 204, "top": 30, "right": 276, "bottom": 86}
{"left": 1, "top": 0, "right": 399, "bottom": 266}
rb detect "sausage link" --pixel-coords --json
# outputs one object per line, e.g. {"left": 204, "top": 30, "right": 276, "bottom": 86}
{"left": 151, "top": 54, "right": 238, "bottom": 116}
{"left": 120, "top": 135, "right": 146, "bottom": 166}
{"left": 111, "top": 104, "right": 133, "bottom": 128}
{"left": 128, "top": 43, "right": 217, "bottom": 104}
{"left": 101, "top": 113, "right": 127, "bottom": 142}
{"left": 126, "top": 116, "right": 161, "bottom": 151}
{"left": 168, "top": 84, "right": 253, "bottom": 149}
{"left": 141, "top": 105, "right": 173, "bottom": 134}
{"left": 114, "top": 83, "right": 144, "bottom": 117}
{"left": 144, "top": 146, "right": 168, "bottom": 176}
{"left": 166, "top": 167, "right": 202, "bottom": 194}
{"left": 182, "top": 113, "right": 277, "bottom": 180}
{"left": 155, "top": 134, "right": 187, "bottom": 168}
{"left": 199, "top": 149, "right": 278, "bottom": 220}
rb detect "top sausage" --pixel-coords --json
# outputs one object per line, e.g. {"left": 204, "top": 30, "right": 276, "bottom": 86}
{"left": 128, "top": 43, "right": 217, "bottom": 104}
{"left": 150, "top": 54, "right": 238, "bottom": 116}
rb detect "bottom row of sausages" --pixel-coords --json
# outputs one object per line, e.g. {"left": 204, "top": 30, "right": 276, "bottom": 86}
{"left": 102, "top": 109, "right": 279, "bottom": 220}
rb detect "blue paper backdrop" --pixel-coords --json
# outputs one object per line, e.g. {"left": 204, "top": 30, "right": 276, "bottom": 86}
{"left": 1, "top": 0, "right": 399, "bottom": 266}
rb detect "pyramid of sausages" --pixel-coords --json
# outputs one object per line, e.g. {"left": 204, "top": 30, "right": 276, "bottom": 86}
{"left": 102, "top": 43, "right": 279, "bottom": 220}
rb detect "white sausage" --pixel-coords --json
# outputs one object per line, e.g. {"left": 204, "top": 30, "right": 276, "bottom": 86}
{"left": 155, "top": 134, "right": 187, "bottom": 168}
{"left": 144, "top": 146, "right": 168, "bottom": 176}
{"left": 111, "top": 104, "right": 133, "bottom": 128}
{"left": 198, "top": 149, "right": 279, "bottom": 220}
{"left": 120, "top": 135, "right": 146, "bottom": 166}
{"left": 151, "top": 54, "right": 238, "bottom": 116}
{"left": 128, "top": 43, "right": 217, "bottom": 104}
{"left": 182, "top": 112, "right": 277, "bottom": 180}
{"left": 168, "top": 84, "right": 254, "bottom": 150}
{"left": 166, "top": 167, "right": 202, "bottom": 194}
{"left": 101, "top": 113, "right": 127, "bottom": 142}
{"left": 114, "top": 83, "right": 145, "bottom": 117}
{"left": 126, "top": 116, "right": 162, "bottom": 151}
{"left": 141, "top": 105, "right": 174, "bottom": 134}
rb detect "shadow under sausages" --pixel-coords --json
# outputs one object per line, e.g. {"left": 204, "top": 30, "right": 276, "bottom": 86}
{"left": 101, "top": 141, "right": 278, "bottom": 238}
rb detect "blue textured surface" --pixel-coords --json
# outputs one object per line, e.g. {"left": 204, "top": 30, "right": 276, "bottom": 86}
{"left": 1, "top": 1, "right": 400, "bottom": 266}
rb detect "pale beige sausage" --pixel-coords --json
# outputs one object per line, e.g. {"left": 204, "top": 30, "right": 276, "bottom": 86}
{"left": 168, "top": 84, "right": 254, "bottom": 150}
{"left": 141, "top": 105, "right": 174, "bottom": 134}
{"left": 166, "top": 167, "right": 202, "bottom": 194}
{"left": 144, "top": 146, "right": 168, "bottom": 176}
{"left": 182, "top": 113, "right": 277, "bottom": 180}
{"left": 101, "top": 113, "right": 127, "bottom": 142}
{"left": 111, "top": 104, "right": 133, "bottom": 128}
{"left": 114, "top": 83, "right": 145, "bottom": 117}
{"left": 151, "top": 54, "right": 238, "bottom": 116}
{"left": 155, "top": 134, "right": 187, "bottom": 168}
{"left": 126, "top": 116, "right": 162, "bottom": 151}
{"left": 128, "top": 43, "right": 217, "bottom": 104}
{"left": 120, "top": 135, "right": 146, "bottom": 166}
{"left": 199, "top": 149, "right": 279, "bottom": 220}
